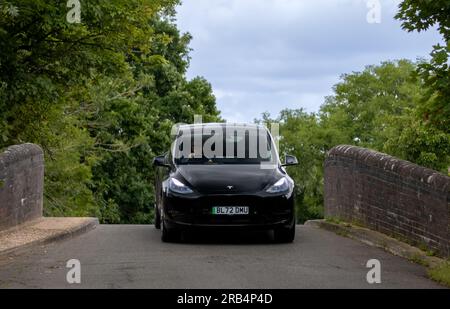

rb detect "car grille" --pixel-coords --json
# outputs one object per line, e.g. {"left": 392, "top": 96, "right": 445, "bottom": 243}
{"left": 168, "top": 195, "right": 292, "bottom": 225}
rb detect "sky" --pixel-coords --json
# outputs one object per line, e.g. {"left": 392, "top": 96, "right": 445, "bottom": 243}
{"left": 176, "top": 0, "right": 442, "bottom": 123}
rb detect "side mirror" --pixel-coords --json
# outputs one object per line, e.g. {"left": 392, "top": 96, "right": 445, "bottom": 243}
{"left": 282, "top": 155, "right": 298, "bottom": 167}
{"left": 153, "top": 155, "right": 170, "bottom": 168}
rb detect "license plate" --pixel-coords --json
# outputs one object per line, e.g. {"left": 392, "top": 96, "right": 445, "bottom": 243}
{"left": 212, "top": 206, "right": 249, "bottom": 215}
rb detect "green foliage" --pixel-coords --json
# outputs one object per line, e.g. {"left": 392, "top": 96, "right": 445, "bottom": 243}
{"left": 428, "top": 261, "right": 450, "bottom": 287}
{"left": 396, "top": 0, "right": 450, "bottom": 132}
{"left": 276, "top": 109, "right": 325, "bottom": 222}
{"left": 1, "top": 1, "right": 447, "bottom": 226}
{"left": 320, "top": 60, "right": 421, "bottom": 148}
{"left": 0, "top": 1, "right": 221, "bottom": 223}
{"left": 383, "top": 111, "right": 450, "bottom": 172}
{"left": 261, "top": 60, "right": 450, "bottom": 223}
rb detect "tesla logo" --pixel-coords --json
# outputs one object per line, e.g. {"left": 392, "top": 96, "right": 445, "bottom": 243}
{"left": 227, "top": 186, "right": 234, "bottom": 190}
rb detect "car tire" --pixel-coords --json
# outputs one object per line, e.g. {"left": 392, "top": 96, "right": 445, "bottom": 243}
{"left": 161, "top": 220, "right": 181, "bottom": 243}
{"left": 154, "top": 204, "right": 161, "bottom": 229}
{"left": 273, "top": 223, "right": 295, "bottom": 243}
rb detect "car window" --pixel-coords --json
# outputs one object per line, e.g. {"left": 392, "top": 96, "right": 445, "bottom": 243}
{"left": 173, "top": 127, "right": 277, "bottom": 165}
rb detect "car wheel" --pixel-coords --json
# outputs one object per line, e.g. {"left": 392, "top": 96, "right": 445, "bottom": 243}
{"left": 161, "top": 220, "right": 181, "bottom": 243}
{"left": 273, "top": 223, "right": 295, "bottom": 243}
{"left": 154, "top": 204, "right": 161, "bottom": 229}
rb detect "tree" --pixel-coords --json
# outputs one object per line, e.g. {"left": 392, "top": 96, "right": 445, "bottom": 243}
{"left": 277, "top": 109, "right": 326, "bottom": 222}
{"left": 320, "top": 60, "right": 449, "bottom": 172}
{"left": 261, "top": 60, "right": 449, "bottom": 223}
{"left": 383, "top": 113, "right": 450, "bottom": 171}
{"left": 0, "top": 1, "right": 222, "bottom": 223}
{"left": 86, "top": 15, "right": 220, "bottom": 223}
{"left": 396, "top": 0, "right": 450, "bottom": 132}
{"left": 320, "top": 60, "right": 423, "bottom": 150}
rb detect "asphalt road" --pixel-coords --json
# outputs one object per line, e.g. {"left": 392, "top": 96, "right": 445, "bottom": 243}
{"left": 0, "top": 225, "right": 442, "bottom": 288}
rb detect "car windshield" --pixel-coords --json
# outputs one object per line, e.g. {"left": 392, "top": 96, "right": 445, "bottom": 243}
{"left": 173, "top": 126, "right": 277, "bottom": 165}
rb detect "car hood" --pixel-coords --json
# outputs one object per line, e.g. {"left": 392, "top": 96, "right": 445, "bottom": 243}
{"left": 176, "top": 164, "right": 281, "bottom": 194}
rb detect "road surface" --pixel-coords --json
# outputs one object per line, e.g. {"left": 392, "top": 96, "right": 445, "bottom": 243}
{"left": 0, "top": 225, "right": 442, "bottom": 288}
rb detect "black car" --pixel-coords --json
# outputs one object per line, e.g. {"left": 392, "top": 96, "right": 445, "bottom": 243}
{"left": 153, "top": 123, "right": 298, "bottom": 242}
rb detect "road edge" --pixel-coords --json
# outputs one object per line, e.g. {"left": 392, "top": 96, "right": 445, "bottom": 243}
{"left": 0, "top": 217, "right": 99, "bottom": 256}
{"left": 305, "top": 219, "right": 450, "bottom": 287}
{"left": 304, "top": 219, "right": 445, "bottom": 268}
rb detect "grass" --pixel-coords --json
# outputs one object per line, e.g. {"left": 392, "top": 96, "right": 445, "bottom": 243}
{"left": 426, "top": 250, "right": 437, "bottom": 257}
{"left": 325, "top": 217, "right": 351, "bottom": 227}
{"left": 428, "top": 262, "right": 450, "bottom": 288}
{"left": 325, "top": 217, "right": 342, "bottom": 225}
{"left": 408, "top": 253, "right": 430, "bottom": 267}
{"left": 335, "top": 229, "right": 350, "bottom": 237}
{"left": 0, "top": 180, "right": 4, "bottom": 189}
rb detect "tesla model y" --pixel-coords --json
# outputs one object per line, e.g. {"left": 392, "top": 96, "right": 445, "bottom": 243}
{"left": 153, "top": 123, "right": 298, "bottom": 242}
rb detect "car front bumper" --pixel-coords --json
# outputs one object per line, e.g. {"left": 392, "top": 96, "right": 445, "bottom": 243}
{"left": 162, "top": 192, "right": 295, "bottom": 231}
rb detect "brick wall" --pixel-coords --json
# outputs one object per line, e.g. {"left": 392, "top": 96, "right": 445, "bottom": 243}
{"left": 324, "top": 145, "right": 450, "bottom": 258}
{"left": 0, "top": 144, "right": 44, "bottom": 230}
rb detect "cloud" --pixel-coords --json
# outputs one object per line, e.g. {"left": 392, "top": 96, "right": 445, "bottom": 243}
{"left": 176, "top": 0, "right": 442, "bottom": 122}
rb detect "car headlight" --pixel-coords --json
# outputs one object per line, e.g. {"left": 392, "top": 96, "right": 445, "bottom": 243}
{"left": 168, "top": 178, "right": 193, "bottom": 194}
{"left": 266, "top": 177, "right": 289, "bottom": 193}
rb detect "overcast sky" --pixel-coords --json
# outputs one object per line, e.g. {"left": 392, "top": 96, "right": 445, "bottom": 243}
{"left": 176, "top": 0, "right": 442, "bottom": 123}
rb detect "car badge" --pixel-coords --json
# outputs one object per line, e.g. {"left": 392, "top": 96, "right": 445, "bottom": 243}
{"left": 227, "top": 185, "right": 234, "bottom": 190}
